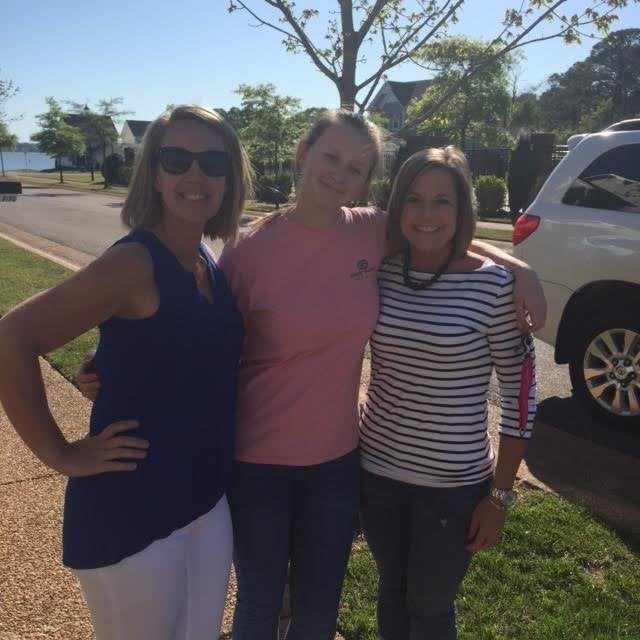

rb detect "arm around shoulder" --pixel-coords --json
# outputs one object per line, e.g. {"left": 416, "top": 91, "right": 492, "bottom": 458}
{"left": 470, "top": 239, "right": 546, "bottom": 332}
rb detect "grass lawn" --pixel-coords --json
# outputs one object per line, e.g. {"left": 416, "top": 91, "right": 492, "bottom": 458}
{"left": 0, "top": 238, "right": 97, "bottom": 381}
{"left": 478, "top": 215, "right": 513, "bottom": 225}
{"left": 475, "top": 227, "right": 513, "bottom": 243}
{"left": 339, "top": 490, "right": 640, "bottom": 640}
{"left": 7, "top": 170, "right": 129, "bottom": 196}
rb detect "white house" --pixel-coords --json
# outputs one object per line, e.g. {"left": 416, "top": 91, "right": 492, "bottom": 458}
{"left": 121, "top": 120, "right": 152, "bottom": 162}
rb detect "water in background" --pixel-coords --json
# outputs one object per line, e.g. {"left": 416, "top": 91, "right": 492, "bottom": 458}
{"left": 0, "top": 151, "right": 55, "bottom": 172}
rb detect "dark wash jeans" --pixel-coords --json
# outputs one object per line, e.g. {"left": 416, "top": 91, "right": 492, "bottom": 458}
{"left": 360, "top": 469, "right": 490, "bottom": 640}
{"left": 228, "top": 449, "right": 360, "bottom": 640}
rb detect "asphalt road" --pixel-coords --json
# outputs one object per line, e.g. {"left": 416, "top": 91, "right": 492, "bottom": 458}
{"left": 2, "top": 185, "right": 638, "bottom": 459}
{"left": 0, "top": 184, "right": 226, "bottom": 257}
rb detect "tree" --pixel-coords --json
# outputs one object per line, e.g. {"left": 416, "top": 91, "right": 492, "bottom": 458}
{"left": 0, "top": 69, "right": 18, "bottom": 122}
{"left": 65, "top": 98, "right": 130, "bottom": 181}
{"left": 31, "top": 98, "right": 85, "bottom": 184}
{"left": 293, "top": 106, "right": 331, "bottom": 131}
{"left": 233, "top": 84, "right": 303, "bottom": 174}
{"left": 586, "top": 28, "right": 640, "bottom": 123}
{"left": 539, "top": 28, "right": 640, "bottom": 134}
{"left": 408, "top": 37, "right": 516, "bottom": 148}
{"left": 217, "top": 106, "right": 250, "bottom": 133}
{"left": 510, "top": 92, "right": 543, "bottom": 132}
{"left": 0, "top": 70, "right": 19, "bottom": 177}
{"left": 227, "top": 0, "right": 636, "bottom": 133}
{"left": 0, "top": 121, "right": 18, "bottom": 177}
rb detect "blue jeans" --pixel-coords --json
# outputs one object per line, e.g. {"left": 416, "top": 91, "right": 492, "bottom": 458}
{"left": 228, "top": 449, "right": 360, "bottom": 640}
{"left": 360, "top": 470, "right": 490, "bottom": 640}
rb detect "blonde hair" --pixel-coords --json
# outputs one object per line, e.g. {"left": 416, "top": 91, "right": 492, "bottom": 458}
{"left": 250, "top": 109, "right": 383, "bottom": 233}
{"left": 121, "top": 105, "right": 253, "bottom": 244}
{"left": 385, "top": 146, "right": 477, "bottom": 257}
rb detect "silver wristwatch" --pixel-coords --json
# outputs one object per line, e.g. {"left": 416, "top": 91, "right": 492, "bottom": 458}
{"left": 489, "top": 486, "right": 517, "bottom": 508}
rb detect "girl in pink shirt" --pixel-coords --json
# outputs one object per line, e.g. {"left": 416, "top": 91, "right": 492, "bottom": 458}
{"left": 218, "top": 110, "right": 545, "bottom": 640}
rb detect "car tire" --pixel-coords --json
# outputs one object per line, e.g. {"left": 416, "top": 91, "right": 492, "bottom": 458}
{"left": 569, "top": 313, "right": 640, "bottom": 429}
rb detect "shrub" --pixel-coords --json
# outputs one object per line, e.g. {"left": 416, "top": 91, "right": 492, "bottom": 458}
{"left": 102, "top": 153, "right": 124, "bottom": 186}
{"left": 368, "top": 177, "right": 392, "bottom": 208}
{"left": 117, "top": 165, "right": 133, "bottom": 186}
{"left": 527, "top": 173, "right": 549, "bottom": 207}
{"left": 474, "top": 175, "right": 506, "bottom": 218}
{"left": 255, "top": 172, "right": 293, "bottom": 208}
{"left": 507, "top": 133, "right": 538, "bottom": 222}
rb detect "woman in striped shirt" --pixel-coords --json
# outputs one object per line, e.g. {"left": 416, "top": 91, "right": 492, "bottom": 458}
{"left": 359, "top": 147, "right": 536, "bottom": 640}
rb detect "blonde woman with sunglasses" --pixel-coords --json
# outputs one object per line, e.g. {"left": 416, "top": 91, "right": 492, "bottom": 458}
{"left": 0, "top": 105, "right": 252, "bottom": 640}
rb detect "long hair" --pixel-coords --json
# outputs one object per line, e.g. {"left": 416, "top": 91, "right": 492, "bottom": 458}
{"left": 385, "top": 146, "right": 477, "bottom": 258}
{"left": 121, "top": 105, "right": 253, "bottom": 244}
{"left": 250, "top": 109, "right": 383, "bottom": 233}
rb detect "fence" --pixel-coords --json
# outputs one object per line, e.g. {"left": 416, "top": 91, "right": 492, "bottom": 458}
{"left": 552, "top": 144, "right": 569, "bottom": 167}
{"left": 465, "top": 148, "right": 510, "bottom": 178}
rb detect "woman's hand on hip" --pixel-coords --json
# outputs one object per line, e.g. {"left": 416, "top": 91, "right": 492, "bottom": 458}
{"left": 464, "top": 496, "right": 506, "bottom": 552}
{"left": 54, "top": 420, "right": 148, "bottom": 477}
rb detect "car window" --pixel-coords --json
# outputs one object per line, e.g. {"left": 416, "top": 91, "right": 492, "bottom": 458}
{"left": 562, "top": 143, "right": 640, "bottom": 213}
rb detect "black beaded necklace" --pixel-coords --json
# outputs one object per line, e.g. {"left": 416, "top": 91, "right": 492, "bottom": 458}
{"left": 402, "top": 243, "right": 456, "bottom": 291}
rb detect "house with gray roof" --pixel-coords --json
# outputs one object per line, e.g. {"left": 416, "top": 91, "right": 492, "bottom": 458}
{"left": 120, "top": 120, "right": 152, "bottom": 165}
{"left": 121, "top": 120, "right": 151, "bottom": 150}
{"left": 368, "top": 80, "right": 431, "bottom": 133}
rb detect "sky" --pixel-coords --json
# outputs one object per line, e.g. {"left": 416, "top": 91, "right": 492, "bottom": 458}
{"left": 2, "top": 0, "right": 639, "bottom": 142}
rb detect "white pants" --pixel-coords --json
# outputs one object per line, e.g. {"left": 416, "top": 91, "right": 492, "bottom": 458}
{"left": 72, "top": 495, "right": 232, "bottom": 640}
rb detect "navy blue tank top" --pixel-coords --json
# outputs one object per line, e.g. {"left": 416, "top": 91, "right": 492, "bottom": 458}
{"left": 63, "top": 229, "right": 244, "bottom": 569}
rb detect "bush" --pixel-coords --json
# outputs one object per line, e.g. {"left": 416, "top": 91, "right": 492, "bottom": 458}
{"left": 102, "top": 153, "right": 124, "bottom": 186}
{"left": 368, "top": 177, "right": 392, "bottom": 208}
{"left": 255, "top": 172, "right": 293, "bottom": 208}
{"left": 117, "top": 165, "right": 133, "bottom": 186}
{"left": 527, "top": 173, "right": 549, "bottom": 207}
{"left": 474, "top": 175, "right": 506, "bottom": 218}
{"left": 507, "top": 133, "right": 538, "bottom": 222}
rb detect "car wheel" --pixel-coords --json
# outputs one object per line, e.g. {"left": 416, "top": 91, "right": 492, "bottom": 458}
{"left": 569, "top": 315, "right": 640, "bottom": 429}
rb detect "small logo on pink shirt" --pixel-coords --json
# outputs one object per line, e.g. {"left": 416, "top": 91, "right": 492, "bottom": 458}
{"left": 350, "top": 259, "right": 377, "bottom": 279}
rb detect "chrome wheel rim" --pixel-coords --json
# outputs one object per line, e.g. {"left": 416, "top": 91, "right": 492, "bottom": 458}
{"left": 583, "top": 327, "right": 640, "bottom": 418}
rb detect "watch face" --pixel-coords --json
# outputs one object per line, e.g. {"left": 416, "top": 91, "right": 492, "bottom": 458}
{"left": 491, "top": 488, "right": 517, "bottom": 507}
{"left": 502, "top": 490, "right": 517, "bottom": 507}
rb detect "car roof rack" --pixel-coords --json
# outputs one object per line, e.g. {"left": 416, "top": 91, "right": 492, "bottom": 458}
{"left": 602, "top": 119, "right": 640, "bottom": 132}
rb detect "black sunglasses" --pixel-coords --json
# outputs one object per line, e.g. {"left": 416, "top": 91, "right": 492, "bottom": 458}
{"left": 157, "top": 147, "right": 231, "bottom": 178}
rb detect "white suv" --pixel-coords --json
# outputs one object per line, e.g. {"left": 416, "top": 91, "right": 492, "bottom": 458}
{"left": 513, "top": 122, "right": 640, "bottom": 429}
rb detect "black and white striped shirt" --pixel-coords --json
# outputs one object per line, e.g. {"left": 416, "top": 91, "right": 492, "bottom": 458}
{"left": 360, "top": 256, "right": 536, "bottom": 488}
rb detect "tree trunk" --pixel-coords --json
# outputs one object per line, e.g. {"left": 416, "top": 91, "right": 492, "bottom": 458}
{"left": 338, "top": 2, "right": 358, "bottom": 111}
{"left": 58, "top": 158, "right": 64, "bottom": 184}
{"left": 338, "top": 81, "right": 357, "bottom": 112}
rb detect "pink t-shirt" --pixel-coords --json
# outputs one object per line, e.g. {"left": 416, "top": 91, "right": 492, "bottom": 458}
{"left": 218, "top": 207, "right": 386, "bottom": 466}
